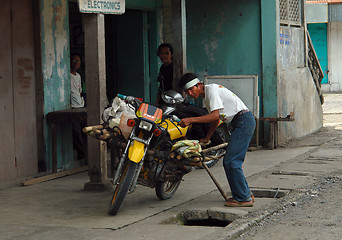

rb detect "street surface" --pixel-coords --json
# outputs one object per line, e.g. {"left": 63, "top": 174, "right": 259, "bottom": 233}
{"left": 0, "top": 93, "right": 342, "bottom": 240}
{"left": 236, "top": 172, "right": 342, "bottom": 240}
{"left": 235, "top": 92, "right": 342, "bottom": 240}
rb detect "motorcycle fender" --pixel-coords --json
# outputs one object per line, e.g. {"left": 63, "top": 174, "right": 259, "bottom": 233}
{"left": 128, "top": 140, "right": 145, "bottom": 163}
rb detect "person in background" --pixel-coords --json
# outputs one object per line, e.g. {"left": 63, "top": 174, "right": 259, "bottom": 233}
{"left": 70, "top": 54, "right": 85, "bottom": 108}
{"left": 178, "top": 73, "right": 256, "bottom": 207}
{"left": 70, "top": 54, "right": 85, "bottom": 160}
{"left": 155, "top": 43, "right": 174, "bottom": 106}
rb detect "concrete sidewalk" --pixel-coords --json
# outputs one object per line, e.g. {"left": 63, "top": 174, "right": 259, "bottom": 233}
{"left": 1, "top": 93, "right": 342, "bottom": 240}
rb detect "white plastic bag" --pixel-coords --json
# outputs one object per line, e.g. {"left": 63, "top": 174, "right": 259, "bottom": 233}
{"left": 102, "top": 97, "right": 135, "bottom": 122}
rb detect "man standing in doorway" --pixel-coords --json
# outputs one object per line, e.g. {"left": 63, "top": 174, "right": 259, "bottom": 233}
{"left": 70, "top": 54, "right": 85, "bottom": 108}
{"left": 178, "top": 73, "right": 255, "bottom": 207}
{"left": 70, "top": 54, "right": 85, "bottom": 160}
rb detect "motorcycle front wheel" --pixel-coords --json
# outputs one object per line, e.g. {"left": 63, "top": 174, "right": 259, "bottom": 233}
{"left": 108, "top": 160, "right": 138, "bottom": 215}
{"left": 155, "top": 180, "right": 181, "bottom": 200}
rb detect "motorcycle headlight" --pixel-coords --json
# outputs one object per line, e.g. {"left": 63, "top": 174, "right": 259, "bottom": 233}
{"left": 139, "top": 120, "right": 153, "bottom": 131}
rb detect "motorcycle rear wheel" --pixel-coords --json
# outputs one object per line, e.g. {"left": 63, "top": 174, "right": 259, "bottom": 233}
{"left": 108, "top": 160, "right": 137, "bottom": 215}
{"left": 155, "top": 180, "right": 181, "bottom": 200}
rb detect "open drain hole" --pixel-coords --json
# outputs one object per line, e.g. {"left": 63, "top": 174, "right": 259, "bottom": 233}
{"left": 178, "top": 209, "right": 239, "bottom": 227}
{"left": 184, "top": 219, "right": 232, "bottom": 227}
{"left": 251, "top": 188, "right": 289, "bottom": 198}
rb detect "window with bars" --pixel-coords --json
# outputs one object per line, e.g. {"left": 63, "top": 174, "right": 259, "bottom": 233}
{"left": 280, "top": 0, "right": 303, "bottom": 26}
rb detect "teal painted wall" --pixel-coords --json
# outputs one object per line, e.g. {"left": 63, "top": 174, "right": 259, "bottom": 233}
{"left": 307, "top": 23, "right": 328, "bottom": 84}
{"left": 186, "top": 0, "right": 280, "bottom": 141}
{"left": 186, "top": 0, "right": 262, "bottom": 78}
{"left": 261, "top": 0, "right": 278, "bottom": 120}
{"left": 41, "top": 0, "right": 73, "bottom": 171}
{"left": 126, "top": 0, "right": 162, "bottom": 10}
{"left": 186, "top": 0, "right": 263, "bottom": 116}
{"left": 148, "top": 10, "right": 161, "bottom": 104}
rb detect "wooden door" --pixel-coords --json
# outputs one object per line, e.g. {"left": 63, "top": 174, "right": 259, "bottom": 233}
{"left": 0, "top": 0, "right": 37, "bottom": 181}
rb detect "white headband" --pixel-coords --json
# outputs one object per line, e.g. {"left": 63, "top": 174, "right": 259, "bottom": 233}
{"left": 184, "top": 78, "right": 200, "bottom": 90}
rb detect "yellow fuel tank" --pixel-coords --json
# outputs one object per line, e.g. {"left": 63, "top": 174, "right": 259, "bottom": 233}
{"left": 160, "top": 119, "right": 188, "bottom": 140}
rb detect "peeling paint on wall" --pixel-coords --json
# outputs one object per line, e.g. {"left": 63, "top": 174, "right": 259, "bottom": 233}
{"left": 41, "top": 0, "right": 72, "bottom": 171}
{"left": 278, "top": 27, "right": 304, "bottom": 69}
{"left": 42, "top": 0, "right": 70, "bottom": 112}
{"left": 277, "top": 26, "right": 323, "bottom": 142}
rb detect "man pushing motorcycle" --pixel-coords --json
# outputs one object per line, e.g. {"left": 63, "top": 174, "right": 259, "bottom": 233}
{"left": 178, "top": 73, "right": 256, "bottom": 207}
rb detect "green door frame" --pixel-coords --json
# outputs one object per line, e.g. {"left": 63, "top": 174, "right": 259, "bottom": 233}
{"left": 143, "top": 11, "right": 150, "bottom": 102}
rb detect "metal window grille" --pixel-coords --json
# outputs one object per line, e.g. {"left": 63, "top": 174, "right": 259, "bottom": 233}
{"left": 280, "top": 0, "right": 302, "bottom": 26}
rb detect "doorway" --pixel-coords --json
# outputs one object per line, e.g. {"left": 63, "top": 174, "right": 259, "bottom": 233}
{"left": 105, "top": 10, "right": 157, "bottom": 103}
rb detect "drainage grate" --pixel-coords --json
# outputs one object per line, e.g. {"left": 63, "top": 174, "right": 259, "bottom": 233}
{"left": 251, "top": 188, "right": 289, "bottom": 198}
{"left": 306, "top": 157, "right": 338, "bottom": 161}
{"left": 184, "top": 219, "right": 231, "bottom": 227}
{"left": 272, "top": 171, "right": 309, "bottom": 176}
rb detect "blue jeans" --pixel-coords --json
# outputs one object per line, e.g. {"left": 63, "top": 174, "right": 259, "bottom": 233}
{"left": 223, "top": 111, "right": 255, "bottom": 202}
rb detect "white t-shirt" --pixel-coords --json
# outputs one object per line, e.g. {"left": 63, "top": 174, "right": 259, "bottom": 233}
{"left": 203, "top": 84, "right": 248, "bottom": 123}
{"left": 70, "top": 72, "right": 84, "bottom": 108}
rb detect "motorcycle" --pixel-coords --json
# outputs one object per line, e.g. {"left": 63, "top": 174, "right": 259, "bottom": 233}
{"left": 160, "top": 90, "right": 229, "bottom": 168}
{"left": 83, "top": 93, "right": 228, "bottom": 215}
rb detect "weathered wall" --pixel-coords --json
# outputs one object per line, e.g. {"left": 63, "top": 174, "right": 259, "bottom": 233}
{"left": 41, "top": 0, "right": 73, "bottom": 170}
{"left": 327, "top": 22, "right": 342, "bottom": 92}
{"left": 0, "top": 0, "right": 38, "bottom": 181}
{"left": 277, "top": 26, "right": 323, "bottom": 142}
{"left": 306, "top": 3, "right": 328, "bottom": 23}
{"left": 278, "top": 68, "right": 323, "bottom": 141}
{"left": 186, "top": 0, "right": 262, "bottom": 79}
{"left": 0, "top": 0, "right": 16, "bottom": 182}
{"left": 41, "top": 0, "right": 70, "bottom": 113}
{"left": 278, "top": 27, "right": 305, "bottom": 69}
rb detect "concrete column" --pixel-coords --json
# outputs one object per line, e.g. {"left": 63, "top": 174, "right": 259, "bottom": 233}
{"left": 83, "top": 13, "right": 109, "bottom": 191}
{"left": 171, "top": 0, "right": 187, "bottom": 92}
{"left": 261, "top": 0, "right": 279, "bottom": 144}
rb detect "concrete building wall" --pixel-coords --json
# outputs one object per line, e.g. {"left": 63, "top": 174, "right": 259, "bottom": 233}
{"left": 306, "top": 3, "right": 328, "bottom": 23}
{"left": 0, "top": 0, "right": 38, "bottom": 182}
{"left": 277, "top": 26, "right": 323, "bottom": 142}
{"left": 278, "top": 27, "right": 305, "bottom": 69}
{"left": 278, "top": 68, "right": 323, "bottom": 142}
{"left": 0, "top": 0, "right": 17, "bottom": 182}
{"left": 327, "top": 22, "right": 342, "bottom": 92}
{"left": 185, "top": 0, "right": 262, "bottom": 79}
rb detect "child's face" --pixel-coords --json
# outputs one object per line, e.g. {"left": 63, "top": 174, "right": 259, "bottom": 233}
{"left": 158, "top": 47, "right": 172, "bottom": 65}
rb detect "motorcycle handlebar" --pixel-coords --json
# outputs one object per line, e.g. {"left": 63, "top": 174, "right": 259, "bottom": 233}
{"left": 117, "top": 94, "right": 181, "bottom": 123}
{"left": 117, "top": 93, "right": 127, "bottom": 100}
{"left": 170, "top": 115, "right": 181, "bottom": 123}
{"left": 117, "top": 94, "right": 141, "bottom": 106}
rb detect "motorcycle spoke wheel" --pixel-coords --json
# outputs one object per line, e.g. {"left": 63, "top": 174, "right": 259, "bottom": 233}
{"left": 108, "top": 160, "right": 137, "bottom": 215}
{"left": 155, "top": 180, "right": 181, "bottom": 200}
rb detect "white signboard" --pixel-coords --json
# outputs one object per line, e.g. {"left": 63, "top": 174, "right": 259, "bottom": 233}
{"left": 78, "top": 0, "right": 125, "bottom": 14}
{"left": 204, "top": 75, "right": 259, "bottom": 118}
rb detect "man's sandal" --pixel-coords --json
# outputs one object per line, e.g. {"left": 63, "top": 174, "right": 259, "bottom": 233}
{"left": 226, "top": 195, "right": 255, "bottom": 203}
{"left": 224, "top": 199, "right": 254, "bottom": 207}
